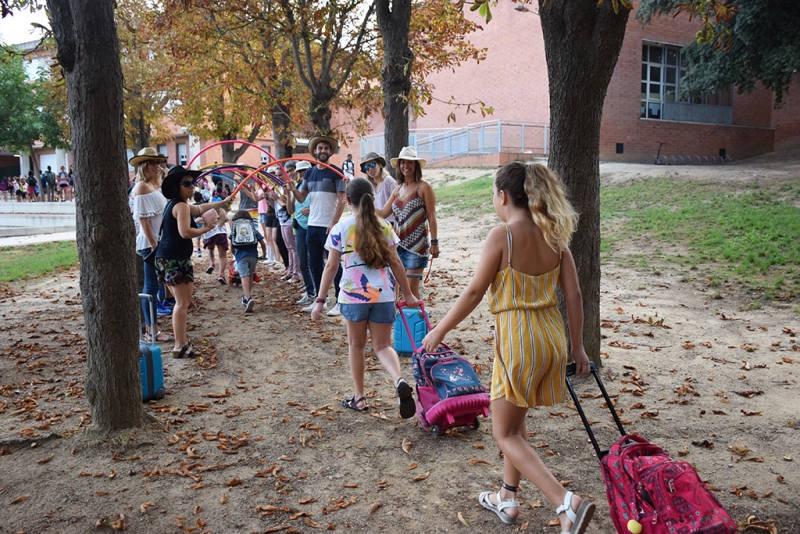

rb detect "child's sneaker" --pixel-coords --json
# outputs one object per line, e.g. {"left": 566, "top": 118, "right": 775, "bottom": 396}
{"left": 196, "top": 248, "right": 202, "bottom": 257}
{"left": 206, "top": 265, "right": 214, "bottom": 274}
{"left": 296, "top": 294, "right": 314, "bottom": 306}
{"left": 396, "top": 378, "right": 416, "bottom": 419}
{"left": 218, "top": 276, "right": 226, "bottom": 285}
{"left": 243, "top": 297, "right": 254, "bottom": 313}
{"left": 326, "top": 303, "right": 342, "bottom": 317}
{"left": 156, "top": 302, "right": 172, "bottom": 316}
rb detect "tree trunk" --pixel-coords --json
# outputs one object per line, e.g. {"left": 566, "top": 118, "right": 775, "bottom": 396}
{"left": 47, "top": 0, "right": 145, "bottom": 430}
{"left": 377, "top": 0, "right": 413, "bottom": 176}
{"left": 219, "top": 124, "right": 263, "bottom": 164}
{"left": 309, "top": 90, "right": 335, "bottom": 137}
{"left": 272, "top": 102, "right": 293, "bottom": 160}
{"left": 27, "top": 142, "right": 40, "bottom": 175}
{"left": 539, "top": 0, "right": 629, "bottom": 367}
{"left": 129, "top": 109, "right": 150, "bottom": 153}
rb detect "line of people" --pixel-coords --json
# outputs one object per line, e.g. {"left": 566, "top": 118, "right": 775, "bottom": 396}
{"left": 0, "top": 166, "right": 74, "bottom": 202}
{"left": 127, "top": 140, "right": 594, "bottom": 533}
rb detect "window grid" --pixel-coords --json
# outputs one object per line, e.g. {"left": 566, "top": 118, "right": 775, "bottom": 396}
{"left": 641, "top": 43, "right": 732, "bottom": 119}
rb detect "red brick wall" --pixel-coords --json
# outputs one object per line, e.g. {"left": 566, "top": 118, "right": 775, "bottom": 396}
{"left": 414, "top": 2, "right": 550, "bottom": 127}
{"left": 732, "top": 84, "right": 773, "bottom": 128}
{"left": 337, "top": 1, "right": 797, "bottom": 163}
{"left": 599, "top": 4, "right": 776, "bottom": 161}
{"left": 773, "top": 73, "right": 800, "bottom": 151}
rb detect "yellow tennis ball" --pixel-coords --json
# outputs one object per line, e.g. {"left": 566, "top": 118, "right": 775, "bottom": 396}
{"left": 627, "top": 519, "right": 643, "bottom": 534}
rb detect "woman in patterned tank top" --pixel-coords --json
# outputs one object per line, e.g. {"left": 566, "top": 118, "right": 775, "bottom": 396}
{"left": 376, "top": 146, "right": 438, "bottom": 298}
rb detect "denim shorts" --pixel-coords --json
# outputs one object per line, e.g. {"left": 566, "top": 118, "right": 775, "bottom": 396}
{"left": 236, "top": 256, "right": 257, "bottom": 277}
{"left": 397, "top": 246, "right": 429, "bottom": 270}
{"left": 340, "top": 301, "right": 396, "bottom": 324}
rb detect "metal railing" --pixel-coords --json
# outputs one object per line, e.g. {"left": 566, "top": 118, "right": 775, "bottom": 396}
{"left": 360, "top": 119, "right": 550, "bottom": 163}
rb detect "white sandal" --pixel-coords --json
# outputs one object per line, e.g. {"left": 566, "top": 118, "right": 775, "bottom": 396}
{"left": 556, "top": 491, "right": 595, "bottom": 534}
{"left": 478, "top": 490, "right": 519, "bottom": 525}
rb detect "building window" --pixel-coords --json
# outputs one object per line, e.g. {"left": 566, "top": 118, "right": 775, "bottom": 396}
{"left": 177, "top": 143, "right": 187, "bottom": 166}
{"left": 641, "top": 43, "right": 732, "bottom": 120}
{"left": 157, "top": 144, "right": 168, "bottom": 159}
{"left": 260, "top": 146, "right": 272, "bottom": 165}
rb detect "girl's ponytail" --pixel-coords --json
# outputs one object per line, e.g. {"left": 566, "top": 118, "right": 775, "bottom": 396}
{"left": 495, "top": 162, "right": 578, "bottom": 252}
{"left": 349, "top": 178, "right": 392, "bottom": 269}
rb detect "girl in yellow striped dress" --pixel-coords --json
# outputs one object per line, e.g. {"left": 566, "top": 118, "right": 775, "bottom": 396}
{"left": 422, "top": 162, "right": 593, "bottom": 534}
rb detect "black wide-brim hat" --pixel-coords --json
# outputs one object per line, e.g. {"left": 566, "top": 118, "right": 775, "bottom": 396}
{"left": 161, "top": 165, "right": 203, "bottom": 196}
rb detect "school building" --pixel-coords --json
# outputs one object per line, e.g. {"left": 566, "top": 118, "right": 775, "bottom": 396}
{"left": 358, "top": 1, "right": 800, "bottom": 166}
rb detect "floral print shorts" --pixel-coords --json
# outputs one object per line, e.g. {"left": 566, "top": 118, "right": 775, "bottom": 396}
{"left": 155, "top": 258, "right": 194, "bottom": 286}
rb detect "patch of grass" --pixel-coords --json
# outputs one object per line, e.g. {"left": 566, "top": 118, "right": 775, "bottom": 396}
{"left": 435, "top": 174, "right": 494, "bottom": 215}
{"left": 0, "top": 241, "right": 79, "bottom": 282}
{"left": 601, "top": 178, "right": 800, "bottom": 295}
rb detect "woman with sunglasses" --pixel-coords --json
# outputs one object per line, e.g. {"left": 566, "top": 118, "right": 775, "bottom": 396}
{"left": 155, "top": 166, "right": 231, "bottom": 358}
{"left": 360, "top": 152, "right": 396, "bottom": 225}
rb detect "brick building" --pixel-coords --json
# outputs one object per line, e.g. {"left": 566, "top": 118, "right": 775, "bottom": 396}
{"left": 360, "top": 1, "right": 799, "bottom": 165}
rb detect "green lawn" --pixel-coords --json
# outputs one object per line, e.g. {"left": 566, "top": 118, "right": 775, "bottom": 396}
{"left": 436, "top": 175, "right": 800, "bottom": 301}
{"left": 0, "top": 241, "right": 79, "bottom": 282}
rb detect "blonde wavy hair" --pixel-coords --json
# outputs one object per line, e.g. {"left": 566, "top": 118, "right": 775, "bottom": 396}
{"left": 494, "top": 162, "right": 578, "bottom": 252}
{"left": 135, "top": 161, "right": 163, "bottom": 186}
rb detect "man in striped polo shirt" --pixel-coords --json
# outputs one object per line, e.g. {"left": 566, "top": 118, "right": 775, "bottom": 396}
{"left": 286, "top": 136, "right": 345, "bottom": 316}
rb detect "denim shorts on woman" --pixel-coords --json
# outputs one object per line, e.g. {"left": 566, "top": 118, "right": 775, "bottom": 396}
{"left": 340, "top": 301, "right": 396, "bottom": 324}
{"left": 397, "top": 245, "right": 429, "bottom": 270}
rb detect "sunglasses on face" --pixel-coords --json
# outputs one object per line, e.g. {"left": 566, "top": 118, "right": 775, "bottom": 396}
{"left": 181, "top": 180, "right": 195, "bottom": 188}
{"left": 362, "top": 162, "right": 378, "bottom": 171}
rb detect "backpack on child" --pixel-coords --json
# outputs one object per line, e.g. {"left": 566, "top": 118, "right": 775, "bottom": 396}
{"left": 231, "top": 218, "right": 257, "bottom": 246}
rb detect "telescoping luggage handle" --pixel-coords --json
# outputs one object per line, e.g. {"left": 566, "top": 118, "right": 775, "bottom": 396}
{"left": 565, "top": 361, "right": 627, "bottom": 460}
{"left": 396, "top": 300, "right": 433, "bottom": 353}
{"left": 139, "top": 293, "right": 158, "bottom": 347}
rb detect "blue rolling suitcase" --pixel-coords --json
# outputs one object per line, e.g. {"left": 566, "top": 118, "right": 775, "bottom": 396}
{"left": 394, "top": 274, "right": 428, "bottom": 356}
{"left": 139, "top": 294, "right": 166, "bottom": 401}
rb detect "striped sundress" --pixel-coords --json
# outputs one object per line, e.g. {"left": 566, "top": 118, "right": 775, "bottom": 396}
{"left": 392, "top": 186, "right": 428, "bottom": 255}
{"left": 487, "top": 225, "right": 567, "bottom": 408}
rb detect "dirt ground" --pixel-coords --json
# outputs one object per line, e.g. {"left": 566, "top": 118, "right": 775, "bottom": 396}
{"left": 1, "top": 153, "right": 799, "bottom": 534}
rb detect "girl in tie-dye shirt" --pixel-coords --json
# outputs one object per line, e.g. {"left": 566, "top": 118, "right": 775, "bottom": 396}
{"left": 310, "top": 178, "right": 420, "bottom": 418}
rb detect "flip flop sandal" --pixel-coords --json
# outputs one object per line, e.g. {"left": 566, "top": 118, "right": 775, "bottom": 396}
{"left": 341, "top": 395, "right": 368, "bottom": 412}
{"left": 172, "top": 343, "right": 191, "bottom": 359}
{"left": 396, "top": 379, "right": 416, "bottom": 419}
{"left": 479, "top": 490, "right": 519, "bottom": 524}
{"left": 556, "top": 491, "right": 596, "bottom": 534}
{"left": 154, "top": 330, "right": 174, "bottom": 343}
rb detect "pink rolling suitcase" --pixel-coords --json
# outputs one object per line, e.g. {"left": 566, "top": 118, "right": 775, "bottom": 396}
{"left": 396, "top": 301, "right": 490, "bottom": 437}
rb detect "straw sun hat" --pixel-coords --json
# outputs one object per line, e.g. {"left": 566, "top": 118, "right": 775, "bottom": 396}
{"left": 389, "top": 146, "right": 426, "bottom": 169}
{"left": 129, "top": 147, "right": 167, "bottom": 167}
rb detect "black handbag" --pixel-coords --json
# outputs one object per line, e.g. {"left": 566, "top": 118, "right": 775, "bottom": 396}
{"left": 143, "top": 247, "right": 157, "bottom": 266}
{"left": 143, "top": 201, "right": 172, "bottom": 266}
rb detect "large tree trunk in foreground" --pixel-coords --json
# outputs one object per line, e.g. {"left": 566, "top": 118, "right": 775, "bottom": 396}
{"left": 539, "top": 0, "right": 629, "bottom": 367}
{"left": 48, "top": 0, "right": 145, "bottom": 429}
{"left": 377, "top": 0, "right": 413, "bottom": 176}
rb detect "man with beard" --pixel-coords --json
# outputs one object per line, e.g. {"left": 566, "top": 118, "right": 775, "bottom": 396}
{"left": 285, "top": 136, "right": 344, "bottom": 316}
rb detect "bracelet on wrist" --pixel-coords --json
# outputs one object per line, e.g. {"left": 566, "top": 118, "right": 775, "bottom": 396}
{"left": 315, "top": 298, "right": 326, "bottom": 303}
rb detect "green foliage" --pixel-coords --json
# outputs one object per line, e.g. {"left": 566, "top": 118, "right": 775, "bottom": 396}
{"left": 0, "top": 241, "right": 78, "bottom": 282}
{"left": 0, "top": 47, "right": 69, "bottom": 156}
{"left": 637, "top": 0, "right": 800, "bottom": 104}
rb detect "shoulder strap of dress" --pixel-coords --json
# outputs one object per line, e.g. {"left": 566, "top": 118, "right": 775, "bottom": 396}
{"left": 505, "top": 225, "right": 513, "bottom": 264}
